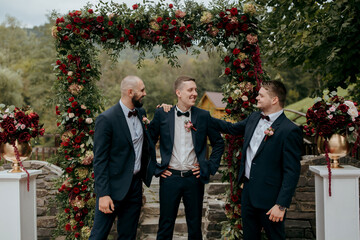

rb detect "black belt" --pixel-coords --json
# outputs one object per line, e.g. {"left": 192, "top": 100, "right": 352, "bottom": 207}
{"left": 168, "top": 169, "right": 193, "bottom": 177}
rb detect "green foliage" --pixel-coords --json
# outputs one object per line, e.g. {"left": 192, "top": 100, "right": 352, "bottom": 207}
{"left": 0, "top": 67, "right": 23, "bottom": 105}
{"left": 254, "top": 0, "right": 360, "bottom": 98}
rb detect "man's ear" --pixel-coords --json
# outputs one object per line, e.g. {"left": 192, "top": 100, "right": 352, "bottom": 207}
{"left": 272, "top": 96, "right": 279, "bottom": 105}
{"left": 128, "top": 88, "right": 133, "bottom": 97}
{"left": 175, "top": 89, "right": 181, "bottom": 98}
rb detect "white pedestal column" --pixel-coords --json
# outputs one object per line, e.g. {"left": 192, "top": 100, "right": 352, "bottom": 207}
{"left": 309, "top": 165, "right": 360, "bottom": 240}
{"left": 0, "top": 169, "right": 42, "bottom": 240}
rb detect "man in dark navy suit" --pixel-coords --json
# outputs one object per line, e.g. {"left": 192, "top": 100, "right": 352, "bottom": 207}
{"left": 89, "top": 76, "right": 157, "bottom": 240}
{"left": 212, "top": 80, "right": 302, "bottom": 240}
{"left": 148, "top": 76, "right": 224, "bottom": 240}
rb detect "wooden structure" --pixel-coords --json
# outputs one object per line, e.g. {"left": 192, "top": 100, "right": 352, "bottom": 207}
{"left": 197, "top": 91, "right": 227, "bottom": 119}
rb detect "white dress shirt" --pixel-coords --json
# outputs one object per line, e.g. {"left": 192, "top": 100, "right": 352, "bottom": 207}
{"left": 119, "top": 100, "right": 143, "bottom": 174}
{"left": 245, "top": 110, "right": 283, "bottom": 178}
{"left": 169, "top": 106, "right": 198, "bottom": 171}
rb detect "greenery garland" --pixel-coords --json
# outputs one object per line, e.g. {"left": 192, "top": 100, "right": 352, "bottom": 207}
{"left": 52, "top": 1, "right": 267, "bottom": 239}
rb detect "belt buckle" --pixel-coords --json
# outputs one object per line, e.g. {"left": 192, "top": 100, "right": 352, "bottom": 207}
{"left": 181, "top": 171, "right": 184, "bottom": 177}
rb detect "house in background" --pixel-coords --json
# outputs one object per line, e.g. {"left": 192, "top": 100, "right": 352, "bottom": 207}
{"left": 197, "top": 91, "right": 227, "bottom": 119}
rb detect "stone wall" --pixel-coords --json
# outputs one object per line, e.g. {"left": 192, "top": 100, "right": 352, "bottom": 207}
{"left": 1, "top": 155, "right": 359, "bottom": 239}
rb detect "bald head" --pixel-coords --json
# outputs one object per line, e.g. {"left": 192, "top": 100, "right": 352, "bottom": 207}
{"left": 121, "top": 75, "right": 143, "bottom": 95}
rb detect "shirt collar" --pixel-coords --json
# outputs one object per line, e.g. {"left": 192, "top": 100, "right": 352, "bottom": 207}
{"left": 176, "top": 105, "right": 191, "bottom": 114}
{"left": 262, "top": 109, "right": 283, "bottom": 123}
{"left": 119, "top": 99, "right": 135, "bottom": 116}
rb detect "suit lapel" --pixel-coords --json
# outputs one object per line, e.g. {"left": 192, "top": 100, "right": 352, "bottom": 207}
{"left": 253, "top": 112, "right": 286, "bottom": 159}
{"left": 169, "top": 106, "right": 176, "bottom": 147}
{"left": 116, "top": 104, "right": 134, "bottom": 147}
{"left": 190, "top": 107, "right": 197, "bottom": 149}
{"left": 243, "top": 113, "right": 261, "bottom": 150}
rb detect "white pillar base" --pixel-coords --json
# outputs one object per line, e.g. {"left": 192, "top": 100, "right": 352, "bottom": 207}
{"left": 0, "top": 169, "right": 42, "bottom": 240}
{"left": 309, "top": 165, "right": 360, "bottom": 240}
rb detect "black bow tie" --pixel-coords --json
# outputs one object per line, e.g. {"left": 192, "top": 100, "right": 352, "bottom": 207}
{"left": 260, "top": 114, "right": 270, "bottom": 121}
{"left": 177, "top": 111, "right": 190, "bottom": 117}
{"left": 128, "top": 109, "right": 138, "bottom": 118}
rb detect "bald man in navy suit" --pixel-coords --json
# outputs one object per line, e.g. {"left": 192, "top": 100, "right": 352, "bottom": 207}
{"left": 212, "top": 81, "right": 302, "bottom": 240}
{"left": 89, "top": 76, "right": 157, "bottom": 240}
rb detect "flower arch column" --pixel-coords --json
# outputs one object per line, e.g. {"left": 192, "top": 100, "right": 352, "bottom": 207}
{"left": 52, "top": 1, "right": 266, "bottom": 239}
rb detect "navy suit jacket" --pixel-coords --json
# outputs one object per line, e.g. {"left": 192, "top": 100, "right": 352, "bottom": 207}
{"left": 212, "top": 111, "right": 302, "bottom": 209}
{"left": 93, "top": 103, "right": 157, "bottom": 201}
{"left": 148, "top": 106, "right": 224, "bottom": 184}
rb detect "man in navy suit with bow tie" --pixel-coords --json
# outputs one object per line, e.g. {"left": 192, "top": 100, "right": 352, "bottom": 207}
{"left": 148, "top": 76, "right": 224, "bottom": 240}
{"left": 89, "top": 76, "right": 157, "bottom": 240}
{"left": 212, "top": 80, "right": 303, "bottom": 240}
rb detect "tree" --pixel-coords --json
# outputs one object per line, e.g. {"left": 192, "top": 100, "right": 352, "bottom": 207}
{"left": 255, "top": 0, "right": 360, "bottom": 98}
{"left": 0, "top": 66, "right": 23, "bottom": 105}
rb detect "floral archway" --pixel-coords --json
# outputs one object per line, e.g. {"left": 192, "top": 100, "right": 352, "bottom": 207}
{"left": 52, "top": 1, "right": 266, "bottom": 239}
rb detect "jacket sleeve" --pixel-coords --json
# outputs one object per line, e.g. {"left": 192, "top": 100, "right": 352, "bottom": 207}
{"left": 210, "top": 116, "right": 248, "bottom": 136}
{"left": 93, "top": 114, "right": 112, "bottom": 197}
{"left": 276, "top": 126, "right": 302, "bottom": 207}
{"left": 206, "top": 113, "right": 225, "bottom": 175}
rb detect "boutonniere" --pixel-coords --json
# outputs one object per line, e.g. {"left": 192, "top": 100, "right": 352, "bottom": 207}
{"left": 184, "top": 120, "right": 197, "bottom": 132}
{"left": 264, "top": 127, "right": 274, "bottom": 141}
{"left": 142, "top": 115, "right": 150, "bottom": 129}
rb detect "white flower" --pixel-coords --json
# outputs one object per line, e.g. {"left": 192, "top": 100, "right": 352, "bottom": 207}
{"left": 20, "top": 124, "right": 26, "bottom": 130}
{"left": 329, "top": 105, "right": 336, "bottom": 112}
{"left": 328, "top": 115, "right": 333, "bottom": 119}
{"left": 241, "top": 95, "right": 248, "bottom": 101}
{"left": 348, "top": 108, "right": 358, "bottom": 119}
{"left": 68, "top": 71, "right": 73, "bottom": 76}
{"left": 69, "top": 113, "right": 75, "bottom": 118}
{"left": 81, "top": 105, "right": 87, "bottom": 109}
{"left": 85, "top": 118, "right": 93, "bottom": 124}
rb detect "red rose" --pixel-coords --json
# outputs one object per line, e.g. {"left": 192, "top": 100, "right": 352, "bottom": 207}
{"left": 162, "top": 24, "right": 169, "bottom": 31}
{"left": 101, "top": 36, "right": 107, "bottom": 42}
{"left": 156, "top": 17, "right": 163, "bottom": 23}
{"left": 119, "top": 37, "right": 125, "bottom": 42}
{"left": 74, "top": 136, "right": 82, "bottom": 143}
{"left": 179, "top": 26, "right": 186, "bottom": 33}
{"left": 63, "top": 36, "right": 69, "bottom": 41}
{"left": 65, "top": 167, "right": 73, "bottom": 173}
{"left": 231, "top": 194, "right": 239, "bottom": 203}
{"left": 230, "top": 7, "right": 238, "bottom": 16}
{"left": 224, "top": 56, "right": 230, "bottom": 63}
{"left": 228, "top": 97, "right": 233, "bottom": 104}
{"left": 83, "top": 208, "right": 89, "bottom": 214}
{"left": 171, "top": 19, "right": 177, "bottom": 25}
{"left": 89, "top": 130, "right": 95, "bottom": 135}
{"left": 74, "top": 232, "right": 80, "bottom": 238}
{"left": 225, "top": 109, "right": 232, "bottom": 114}
{"left": 65, "top": 223, "right": 71, "bottom": 231}
{"left": 7, "top": 123, "right": 16, "bottom": 134}
{"left": 79, "top": 221, "right": 85, "bottom": 227}
{"left": 247, "top": 71, "right": 255, "bottom": 78}
{"left": 81, "top": 185, "right": 88, "bottom": 191}
{"left": 73, "top": 187, "right": 80, "bottom": 194}
{"left": 132, "top": 4, "right": 138, "bottom": 10}
{"left": 88, "top": 9, "right": 93, "bottom": 14}
{"left": 66, "top": 24, "right": 72, "bottom": 30}
{"left": 217, "top": 22, "right": 223, "bottom": 29}
{"left": 108, "top": 21, "right": 113, "bottom": 26}
{"left": 74, "top": 206, "right": 79, "bottom": 212}
{"left": 186, "top": 24, "right": 192, "bottom": 30}
{"left": 18, "top": 132, "right": 31, "bottom": 143}
{"left": 91, "top": 172, "right": 95, "bottom": 178}
{"left": 169, "top": 3, "right": 174, "bottom": 8}
{"left": 124, "top": 28, "right": 130, "bottom": 35}
{"left": 65, "top": 208, "right": 70, "bottom": 213}
{"left": 242, "top": 101, "right": 250, "bottom": 108}
{"left": 241, "top": 23, "right": 248, "bottom": 31}
{"left": 69, "top": 97, "right": 75, "bottom": 102}
{"left": 74, "top": 17, "right": 80, "bottom": 23}
{"left": 338, "top": 104, "right": 349, "bottom": 113}
{"left": 241, "top": 15, "right": 247, "bottom": 22}
{"left": 237, "top": 224, "right": 242, "bottom": 230}
{"left": 73, "top": 225, "right": 77, "bottom": 230}
{"left": 219, "top": 12, "right": 225, "bottom": 18}
{"left": 96, "top": 16, "right": 104, "bottom": 23}
{"left": 239, "top": 76, "right": 244, "bottom": 82}
{"left": 233, "top": 59, "right": 241, "bottom": 67}
{"left": 174, "top": 36, "right": 182, "bottom": 43}
{"left": 233, "top": 48, "right": 241, "bottom": 55}
{"left": 225, "top": 68, "right": 231, "bottom": 75}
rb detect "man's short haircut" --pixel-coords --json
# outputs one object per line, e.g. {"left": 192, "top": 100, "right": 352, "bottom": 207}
{"left": 173, "top": 76, "right": 195, "bottom": 93}
{"left": 261, "top": 80, "right": 287, "bottom": 107}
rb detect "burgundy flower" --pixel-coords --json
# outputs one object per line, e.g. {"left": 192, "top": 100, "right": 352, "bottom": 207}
{"left": 18, "top": 132, "right": 31, "bottom": 142}
{"left": 219, "top": 12, "right": 225, "bottom": 18}
{"left": 88, "top": 9, "right": 93, "bottom": 14}
{"left": 169, "top": 4, "right": 173, "bottom": 8}
{"left": 162, "top": 24, "right": 169, "bottom": 31}
{"left": 65, "top": 223, "right": 71, "bottom": 231}
{"left": 73, "top": 187, "right": 80, "bottom": 194}
{"left": 96, "top": 16, "right": 104, "bottom": 23}
{"left": 171, "top": 19, "right": 177, "bottom": 25}
{"left": 132, "top": 4, "right": 138, "bottom": 10}
{"left": 224, "top": 56, "right": 230, "bottom": 63}
{"left": 230, "top": 8, "right": 238, "bottom": 16}
{"left": 225, "top": 68, "right": 231, "bottom": 75}
{"left": 240, "top": 24, "right": 248, "bottom": 31}
{"left": 233, "top": 48, "right": 241, "bottom": 55}
{"left": 156, "top": 17, "right": 163, "bottom": 23}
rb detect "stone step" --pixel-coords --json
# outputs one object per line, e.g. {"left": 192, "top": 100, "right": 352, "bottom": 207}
{"left": 139, "top": 216, "right": 207, "bottom": 235}
{"left": 206, "top": 182, "right": 229, "bottom": 197}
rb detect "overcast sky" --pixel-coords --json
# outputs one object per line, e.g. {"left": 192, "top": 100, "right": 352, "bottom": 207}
{"left": 0, "top": 0, "right": 211, "bottom": 28}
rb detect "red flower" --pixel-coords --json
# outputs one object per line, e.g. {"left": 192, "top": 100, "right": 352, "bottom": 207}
{"left": 242, "top": 101, "right": 250, "bottom": 108}
{"left": 247, "top": 71, "right": 255, "bottom": 78}
{"left": 68, "top": 97, "right": 75, "bottom": 102}
{"left": 96, "top": 16, "right": 104, "bottom": 23}
{"left": 119, "top": 37, "right": 125, "bottom": 42}
{"left": 18, "top": 132, "right": 31, "bottom": 142}
{"left": 65, "top": 223, "right": 71, "bottom": 231}
{"left": 74, "top": 136, "right": 82, "bottom": 143}
{"left": 241, "top": 15, "right": 247, "bottom": 22}
{"left": 79, "top": 221, "right": 85, "bottom": 227}
{"left": 73, "top": 187, "right": 80, "bottom": 194}
{"left": 89, "top": 130, "right": 95, "bottom": 135}
{"left": 108, "top": 21, "right": 113, "bottom": 26}
{"left": 219, "top": 12, "right": 225, "bottom": 18}
{"left": 132, "top": 4, "right": 138, "bottom": 10}
{"left": 225, "top": 68, "right": 231, "bottom": 75}
{"left": 171, "top": 19, "right": 177, "bottom": 25}
{"left": 231, "top": 194, "right": 239, "bottom": 203}
{"left": 224, "top": 56, "right": 230, "bottom": 63}
{"left": 241, "top": 24, "right": 248, "bottom": 31}
{"left": 169, "top": 4, "right": 173, "bottom": 8}
{"left": 124, "top": 29, "right": 130, "bottom": 35}
{"left": 179, "top": 26, "right": 186, "bottom": 33}
{"left": 83, "top": 208, "right": 89, "bottom": 214}
{"left": 174, "top": 36, "right": 182, "bottom": 43}
{"left": 63, "top": 36, "right": 69, "bottom": 41}
{"left": 228, "top": 97, "right": 233, "bottom": 104}
{"left": 74, "top": 232, "right": 80, "bottom": 238}
{"left": 156, "top": 17, "right": 163, "bottom": 23}
{"left": 81, "top": 185, "right": 88, "bottom": 191}
{"left": 162, "top": 24, "right": 169, "bottom": 31}
{"left": 72, "top": 101, "right": 78, "bottom": 108}
{"left": 88, "top": 9, "right": 93, "bottom": 14}
{"left": 230, "top": 7, "right": 238, "bottom": 16}
{"left": 233, "top": 59, "right": 241, "bottom": 67}
{"left": 65, "top": 167, "right": 73, "bottom": 173}
{"left": 233, "top": 48, "right": 241, "bottom": 55}
{"left": 65, "top": 208, "right": 70, "bottom": 213}
{"left": 225, "top": 109, "right": 232, "bottom": 114}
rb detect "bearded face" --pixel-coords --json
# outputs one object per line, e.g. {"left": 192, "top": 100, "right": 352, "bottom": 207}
{"left": 132, "top": 92, "right": 144, "bottom": 108}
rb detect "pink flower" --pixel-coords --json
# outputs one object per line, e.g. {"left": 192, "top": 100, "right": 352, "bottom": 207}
{"left": 184, "top": 120, "right": 196, "bottom": 132}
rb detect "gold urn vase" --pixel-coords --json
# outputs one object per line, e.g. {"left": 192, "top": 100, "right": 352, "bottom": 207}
{"left": 317, "top": 134, "right": 350, "bottom": 168}
{"left": 0, "top": 140, "right": 32, "bottom": 173}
